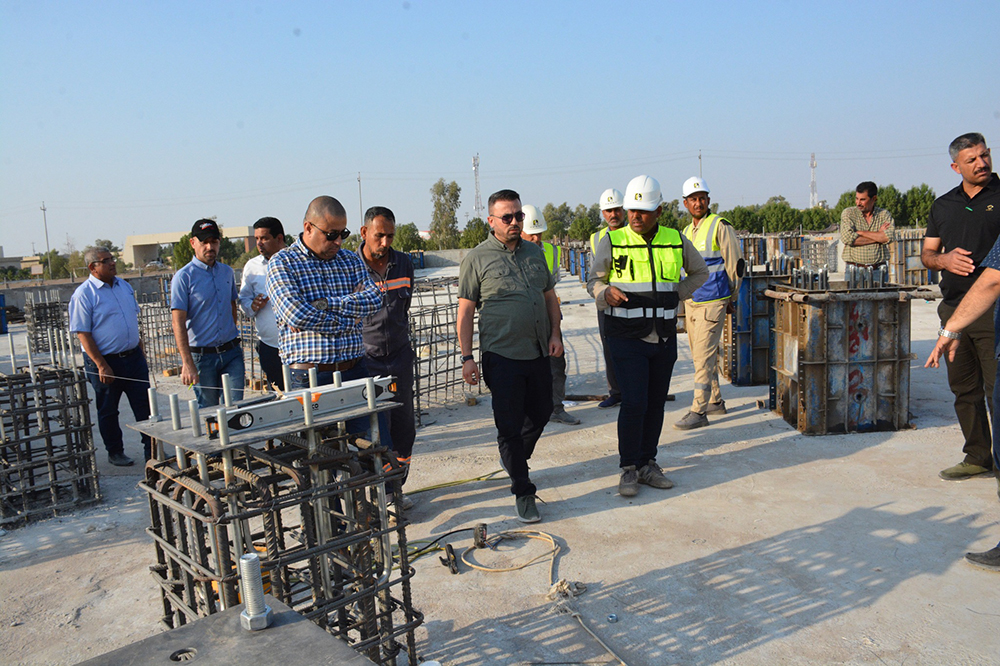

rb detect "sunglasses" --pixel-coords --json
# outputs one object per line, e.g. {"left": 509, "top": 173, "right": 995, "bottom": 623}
{"left": 313, "top": 224, "right": 351, "bottom": 241}
{"left": 91, "top": 257, "right": 115, "bottom": 266}
{"left": 490, "top": 211, "right": 526, "bottom": 225}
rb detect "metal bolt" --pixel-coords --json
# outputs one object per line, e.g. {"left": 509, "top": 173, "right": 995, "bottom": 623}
{"left": 607, "top": 613, "right": 618, "bottom": 623}
{"left": 238, "top": 552, "right": 272, "bottom": 631}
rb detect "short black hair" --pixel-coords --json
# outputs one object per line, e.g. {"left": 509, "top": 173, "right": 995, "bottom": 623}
{"left": 364, "top": 206, "right": 396, "bottom": 226}
{"left": 488, "top": 189, "right": 520, "bottom": 214}
{"left": 856, "top": 181, "right": 878, "bottom": 198}
{"left": 253, "top": 216, "right": 284, "bottom": 238}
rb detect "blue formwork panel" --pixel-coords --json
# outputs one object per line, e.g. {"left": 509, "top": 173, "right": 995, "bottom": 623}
{"left": 579, "top": 251, "right": 590, "bottom": 283}
{"left": 408, "top": 250, "right": 425, "bottom": 269}
{"left": 768, "top": 284, "right": 911, "bottom": 435}
{"left": 723, "top": 272, "right": 789, "bottom": 385}
{"left": 567, "top": 249, "right": 578, "bottom": 276}
{"left": 0, "top": 294, "right": 6, "bottom": 334}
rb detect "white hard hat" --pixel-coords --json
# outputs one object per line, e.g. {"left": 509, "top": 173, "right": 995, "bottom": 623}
{"left": 521, "top": 204, "right": 547, "bottom": 234}
{"left": 599, "top": 188, "right": 624, "bottom": 210}
{"left": 623, "top": 175, "right": 663, "bottom": 211}
{"left": 682, "top": 176, "right": 710, "bottom": 198}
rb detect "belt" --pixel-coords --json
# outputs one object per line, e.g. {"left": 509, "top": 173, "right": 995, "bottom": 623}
{"left": 190, "top": 338, "right": 241, "bottom": 355}
{"left": 106, "top": 346, "right": 139, "bottom": 359}
{"left": 846, "top": 262, "right": 887, "bottom": 269}
{"left": 290, "top": 357, "right": 361, "bottom": 373}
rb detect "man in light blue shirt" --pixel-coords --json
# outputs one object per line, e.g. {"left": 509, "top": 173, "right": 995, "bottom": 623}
{"left": 171, "top": 219, "right": 245, "bottom": 408}
{"left": 69, "top": 246, "right": 151, "bottom": 465}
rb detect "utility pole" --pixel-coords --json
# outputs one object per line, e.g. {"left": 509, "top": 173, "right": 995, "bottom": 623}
{"left": 357, "top": 173, "right": 363, "bottom": 224}
{"left": 40, "top": 202, "right": 51, "bottom": 280}
{"left": 472, "top": 154, "right": 483, "bottom": 220}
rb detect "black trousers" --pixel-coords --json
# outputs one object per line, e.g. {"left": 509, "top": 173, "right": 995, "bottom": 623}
{"left": 367, "top": 345, "right": 416, "bottom": 483}
{"left": 938, "top": 301, "right": 996, "bottom": 468}
{"left": 597, "top": 309, "right": 621, "bottom": 399}
{"left": 481, "top": 352, "right": 553, "bottom": 497}
{"left": 83, "top": 349, "right": 152, "bottom": 460}
{"left": 256, "top": 340, "right": 284, "bottom": 391}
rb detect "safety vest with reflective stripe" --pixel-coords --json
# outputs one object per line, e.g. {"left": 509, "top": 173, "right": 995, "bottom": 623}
{"left": 542, "top": 242, "right": 560, "bottom": 276}
{"left": 605, "top": 225, "right": 683, "bottom": 339}
{"left": 683, "top": 213, "right": 731, "bottom": 303}
{"left": 590, "top": 227, "right": 610, "bottom": 255}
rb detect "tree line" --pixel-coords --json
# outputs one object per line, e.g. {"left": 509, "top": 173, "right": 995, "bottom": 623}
{"left": 388, "top": 179, "right": 939, "bottom": 253}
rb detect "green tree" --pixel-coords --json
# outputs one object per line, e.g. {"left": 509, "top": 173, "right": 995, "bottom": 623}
{"left": 541, "top": 203, "right": 571, "bottom": 240}
{"left": 173, "top": 234, "right": 194, "bottom": 268}
{"left": 800, "top": 207, "right": 835, "bottom": 231}
{"left": 832, "top": 190, "right": 856, "bottom": 221}
{"left": 219, "top": 237, "right": 243, "bottom": 265}
{"left": 721, "top": 205, "right": 762, "bottom": 232}
{"left": 460, "top": 217, "right": 489, "bottom": 248}
{"left": 876, "top": 184, "right": 907, "bottom": 226}
{"left": 41, "top": 249, "right": 69, "bottom": 279}
{"left": 429, "top": 179, "right": 462, "bottom": 249}
{"left": 758, "top": 199, "right": 803, "bottom": 232}
{"left": 393, "top": 223, "right": 426, "bottom": 252}
{"left": 657, "top": 199, "right": 688, "bottom": 229}
{"left": 904, "top": 184, "right": 936, "bottom": 227}
{"left": 567, "top": 216, "right": 598, "bottom": 241}
{"left": 93, "top": 238, "right": 122, "bottom": 253}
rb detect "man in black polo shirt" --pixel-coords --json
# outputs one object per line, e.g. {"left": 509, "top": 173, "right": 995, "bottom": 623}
{"left": 922, "top": 132, "right": 1000, "bottom": 482}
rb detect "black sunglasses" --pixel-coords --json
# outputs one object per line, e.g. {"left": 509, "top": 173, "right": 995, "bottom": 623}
{"left": 313, "top": 224, "right": 351, "bottom": 241}
{"left": 490, "top": 211, "right": 526, "bottom": 225}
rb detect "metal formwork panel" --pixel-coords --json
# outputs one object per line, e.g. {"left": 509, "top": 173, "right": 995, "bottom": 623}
{"left": 890, "top": 229, "right": 938, "bottom": 286}
{"left": 0, "top": 367, "right": 101, "bottom": 525}
{"left": 769, "top": 285, "right": 911, "bottom": 435}
{"left": 723, "top": 272, "right": 789, "bottom": 386}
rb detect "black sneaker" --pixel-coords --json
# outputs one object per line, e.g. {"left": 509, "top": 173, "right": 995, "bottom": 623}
{"left": 109, "top": 452, "right": 135, "bottom": 467}
{"left": 618, "top": 466, "right": 639, "bottom": 497}
{"left": 598, "top": 395, "right": 621, "bottom": 409}
{"left": 515, "top": 495, "right": 541, "bottom": 523}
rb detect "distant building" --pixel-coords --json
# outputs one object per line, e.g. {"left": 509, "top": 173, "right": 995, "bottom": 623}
{"left": 123, "top": 226, "right": 251, "bottom": 267}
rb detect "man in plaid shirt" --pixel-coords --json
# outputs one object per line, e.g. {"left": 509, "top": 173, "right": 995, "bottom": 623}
{"left": 839, "top": 181, "right": 895, "bottom": 268}
{"left": 266, "top": 195, "right": 389, "bottom": 441}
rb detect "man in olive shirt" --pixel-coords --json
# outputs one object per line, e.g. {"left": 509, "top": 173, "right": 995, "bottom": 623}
{"left": 458, "top": 189, "right": 563, "bottom": 523}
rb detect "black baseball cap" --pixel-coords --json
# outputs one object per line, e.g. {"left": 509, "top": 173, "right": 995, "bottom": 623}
{"left": 191, "top": 219, "right": 221, "bottom": 241}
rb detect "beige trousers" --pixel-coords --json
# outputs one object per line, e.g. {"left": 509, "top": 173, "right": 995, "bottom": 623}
{"left": 684, "top": 300, "right": 727, "bottom": 413}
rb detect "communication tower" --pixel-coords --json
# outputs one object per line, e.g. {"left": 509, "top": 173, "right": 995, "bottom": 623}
{"left": 473, "top": 154, "right": 484, "bottom": 220}
{"left": 809, "top": 153, "right": 818, "bottom": 208}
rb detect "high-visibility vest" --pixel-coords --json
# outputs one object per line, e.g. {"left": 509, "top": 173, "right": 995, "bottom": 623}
{"left": 605, "top": 225, "right": 684, "bottom": 339}
{"left": 590, "top": 227, "right": 610, "bottom": 255}
{"left": 683, "top": 213, "right": 731, "bottom": 303}
{"left": 542, "top": 242, "right": 560, "bottom": 276}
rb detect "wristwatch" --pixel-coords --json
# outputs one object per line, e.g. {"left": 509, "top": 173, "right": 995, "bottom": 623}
{"left": 461, "top": 354, "right": 475, "bottom": 363}
{"left": 938, "top": 328, "right": 962, "bottom": 340}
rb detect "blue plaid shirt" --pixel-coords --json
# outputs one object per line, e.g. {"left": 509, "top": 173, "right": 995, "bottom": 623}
{"left": 266, "top": 236, "right": 384, "bottom": 364}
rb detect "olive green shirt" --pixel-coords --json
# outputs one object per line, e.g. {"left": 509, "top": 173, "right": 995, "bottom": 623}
{"left": 459, "top": 233, "right": 557, "bottom": 360}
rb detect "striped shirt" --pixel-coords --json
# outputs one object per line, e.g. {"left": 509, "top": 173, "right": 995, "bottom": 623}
{"left": 840, "top": 206, "right": 894, "bottom": 266}
{"left": 266, "top": 236, "right": 384, "bottom": 365}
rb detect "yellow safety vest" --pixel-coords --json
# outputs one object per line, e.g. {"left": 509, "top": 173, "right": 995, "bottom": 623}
{"left": 542, "top": 242, "right": 560, "bottom": 276}
{"left": 683, "top": 213, "right": 731, "bottom": 303}
{"left": 590, "top": 227, "right": 610, "bottom": 255}
{"left": 605, "top": 225, "right": 684, "bottom": 339}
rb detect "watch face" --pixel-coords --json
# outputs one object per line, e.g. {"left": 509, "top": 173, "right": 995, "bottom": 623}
{"left": 311, "top": 298, "right": 329, "bottom": 311}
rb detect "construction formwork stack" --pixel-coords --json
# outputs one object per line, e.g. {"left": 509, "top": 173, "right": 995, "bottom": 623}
{"left": 890, "top": 228, "right": 938, "bottom": 286}
{"left": 138, "top": 300, "right": 180, "bottom": 377}
{"left": 721, "top": 261, "right": 793, "bottom": 386}
{"left": 764, "top": 271, "right": 936, "bottom": 435}
{"left": 134, "top": 376, "right": 422, "bottom": 665}
{"left": 0, "top": 342, "right": 101, "bottom": 527}
{"left": 800, "top": 234, "right": 839, "bottom": 272}
{"left": 24, "top": 291, "right": 67, "bottom": 354}
{"left": 409, "top": 278, "right": 474, "bottom": 424}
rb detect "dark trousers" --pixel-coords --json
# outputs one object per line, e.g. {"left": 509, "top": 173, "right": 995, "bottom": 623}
{"left": 367, "top": 345, "right": 416, "bottom": 483}
{"left": 256, "top": 340, "right": 284, "bottom": 391}
{"left": 481, "top": 352, "right": 553, "bottom": 497}
{"left": 608, "top": 336, "right": 677, "bottom": 469}
{"left": 191, "top": 345, "right": 245, "bottom": 408}
{"left": 289, "top": 357, "right": 393, "bottom": 451}
{"left": 597, "top": 309, "right": 621, "bottom": 399}
{"left": 83, "top": 349, "right": 152, "bottom": 460}
{"left": 938, "top": 301, "right": 996, "bottom": 469}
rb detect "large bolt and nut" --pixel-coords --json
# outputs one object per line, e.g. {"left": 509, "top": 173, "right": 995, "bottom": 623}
{"left": 239, "top": 552, "right": 273, "bottom": 631}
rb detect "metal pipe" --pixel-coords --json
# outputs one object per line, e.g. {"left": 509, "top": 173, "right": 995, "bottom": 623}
{"left": 222, "top": 373, "right": 234, "bottom": 408}
{"left": 170, "top": 393, "right": 182, "bottom": 430}
{"left": 189, "top": 399, "right": 202, "bottom": 437}
{"left": 9, "top": 332, "right": 16, "bottom": 373}
{"left": 333, "top": 370, "right": 342, "bottom": 388}
{"left": 148, "top": 387, "right": 160, "bottom": 422}
{"left": 308, "top": 367, "right": 318, "bottom": 389}
{"left": 281, "top": 365, "right": 291, "bottom": 393}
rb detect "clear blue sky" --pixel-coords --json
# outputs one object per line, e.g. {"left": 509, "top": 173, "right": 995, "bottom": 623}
{"left": 2, "top": 1, "right": 998, "bottom": 257}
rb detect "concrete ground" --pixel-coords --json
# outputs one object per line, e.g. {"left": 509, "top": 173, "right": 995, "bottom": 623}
{"left": 1, "top": 276, "right": 998, "bottom": 665}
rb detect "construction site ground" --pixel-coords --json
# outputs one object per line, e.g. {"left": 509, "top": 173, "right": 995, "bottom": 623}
{"left": 2, "top": 273, "right": 999, "bottom": 666}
